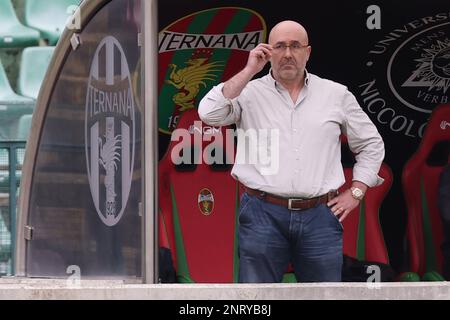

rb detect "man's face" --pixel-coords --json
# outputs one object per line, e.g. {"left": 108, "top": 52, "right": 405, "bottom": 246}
{"left": 269, "top": 27, "right": 311, "bottom": 82}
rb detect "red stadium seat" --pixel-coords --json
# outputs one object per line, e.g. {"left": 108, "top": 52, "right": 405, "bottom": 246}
{"left": 340, "top": 140, "right": 391, "bottom": 264}
{"left": 158, "top": 109, "right": 239, "bottom": 283}
{"left": 403, "top": 104, "right": 450, "bottom": 280}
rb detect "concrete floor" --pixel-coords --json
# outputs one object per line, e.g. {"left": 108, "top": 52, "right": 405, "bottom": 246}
{"left": 0, "top": 278, "right": 450, "bottom": 300}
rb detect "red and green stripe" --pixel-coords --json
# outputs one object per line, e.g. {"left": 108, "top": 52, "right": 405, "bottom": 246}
{"left": 356, "top": 200, "right": 366, "bottom": 260}
{"left": 420, "top": 177, "right": 438, "bottom": 272}
{"left": 170, "top": 183, "right": 194, "bottom": 283}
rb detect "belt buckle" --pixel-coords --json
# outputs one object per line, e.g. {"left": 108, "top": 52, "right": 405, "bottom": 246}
{"left": 288, "top": 198, "right": 303, "bottom": 211}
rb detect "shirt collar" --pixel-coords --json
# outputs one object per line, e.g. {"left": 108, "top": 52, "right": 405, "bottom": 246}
{"left": 267, "top": 68, "right": 310, "bottom": 89}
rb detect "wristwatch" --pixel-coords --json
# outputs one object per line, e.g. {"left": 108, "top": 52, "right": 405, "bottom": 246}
{"left": 350, "top": 187, "right": 365, "bottom": 201}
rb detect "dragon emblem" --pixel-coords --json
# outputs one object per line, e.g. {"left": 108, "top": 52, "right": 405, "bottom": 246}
{"left": 165, "top": 58, "right": 224, "bottom": 111}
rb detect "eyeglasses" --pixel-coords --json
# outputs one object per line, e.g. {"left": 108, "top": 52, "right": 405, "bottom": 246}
{"left": 273, "top": 42, "right": 308, "bottom": 52}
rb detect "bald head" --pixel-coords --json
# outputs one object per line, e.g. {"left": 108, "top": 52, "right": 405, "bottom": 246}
{"left": 267, "top": 20, "right": 311, "bottom": 85}
{"left": 268, "top": 20, "right": 309, "bottom": 46}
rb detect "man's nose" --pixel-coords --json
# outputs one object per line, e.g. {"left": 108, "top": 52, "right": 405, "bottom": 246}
{"left": 283, "top": 47, "right": 293, "bottom": 57}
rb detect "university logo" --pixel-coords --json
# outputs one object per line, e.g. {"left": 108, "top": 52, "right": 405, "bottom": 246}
{"left": 85, "top": 36, "right": 136, "bottom": 227}
{"left": 359, "top": 14, "right": 450, "bottom": 139}
{"left": 158, "top": 7, "right": 267, "bottom": 134}
{"left": 387, "top": 23, "right": 450, "bottom": 113}
{"left": 198, "top": 188, "right": 215, "bottom": 216}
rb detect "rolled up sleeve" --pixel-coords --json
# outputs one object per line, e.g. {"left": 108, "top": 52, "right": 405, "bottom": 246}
{"left": 198, "top": 83, "right": 242, "bottom": 126}
{"left": 341, "top": 89, "right": 385, "bottom": 187}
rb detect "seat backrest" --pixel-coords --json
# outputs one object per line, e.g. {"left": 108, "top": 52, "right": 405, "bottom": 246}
{"left": 0, "top": 59, "right": 34, "bottom": 103}
{"left": 16, "top": 114, "right": 32, "bottom": 141}
{"left": 0, "top": 59, "right": 15, "bottom": 100}
{"left": 0, "top": 0, "right": 21, "bottom": 29}
{"left": 403, "top": 104, "right": 450, "bottom": 276}
{"left": 0, "top": 0, "right": 40, "bottom": 48}
{"left": 18, "top": 47, "right": 55, "bottom": 100}
{"left": 25, "top": 0, "right": 78, "bottom": 28}
{"left": 24, "top": 0, "right": 79, "bottom": 44}
{"left": 0, "top": 0, "right": 20, "bottom": 48}
{"left": 159, "top": 109, "right": 238, "bottom": 283}
{"left": 0, "top": 62, "right": 34, "bottom": 140}
{"left": 341, "top": 136, "right": 392, "bottom": 264}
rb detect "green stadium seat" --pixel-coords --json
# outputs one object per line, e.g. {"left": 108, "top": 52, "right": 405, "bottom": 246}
{"left": 0, "top": 0, "right": 40, "bottom": 48}
{"left": 16, "top": 114, "right": 32, "bottom": 141}
{"left": 24, "top": 0, "right": 80, "bottom": 45}
{"left": 17, "top": 46, "right": 55, "bottom": 100}
{"left": 402, "top": 104, "right": 450, "bottom": 281}
{"left": 0, "top": 104, "right": 34, "bottom": 141}
{"left": 0, "top": 60, "right": 34, "bottom": 141}
{"left": 0, "top": 59, "right": 33, "bottom": 103}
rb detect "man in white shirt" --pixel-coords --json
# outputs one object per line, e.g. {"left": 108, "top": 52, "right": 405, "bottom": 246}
{"left": 198, "top": 20, "right": 385, "bottom": 283}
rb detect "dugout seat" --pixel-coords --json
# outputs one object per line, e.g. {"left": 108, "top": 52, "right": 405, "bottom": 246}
{"left": 340, "top": 136, "right": 391, "bottom": 264}
{"left": 16, "top": 114, "right": 32, "bottom": 141}
{"left": 0, "top": 0, "right": 39, "bottom": 48}
{"left": 402, "top": 104, "right": 450, "bottom": 281}
{"left": 0, "top": 60, "right": 34, "bottom": 141}
{"left": 24, "top": 0, "right": 80, "bottom": 45}
{"left": 158, "top": 109, "right": 239, "bottom": 283}
{"left": 0, "top": 59, "right": 33, "bottom": 103}
{"left": 17, "top": 47, "right": 55, "bottom": 100}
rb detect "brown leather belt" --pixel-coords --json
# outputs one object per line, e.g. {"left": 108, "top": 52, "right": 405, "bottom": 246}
{"left": 245, "top": 187, "right": 339, "bottom": 211}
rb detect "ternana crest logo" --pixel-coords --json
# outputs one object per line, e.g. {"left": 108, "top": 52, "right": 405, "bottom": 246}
{"left": 158, "top": 7, "right": 267, "bottom": 134}
{"left": 198, "top": 188, "right": 215, "bottom": 216}
{"left": 85, "top": 36, "right": 135, "bottom": 227}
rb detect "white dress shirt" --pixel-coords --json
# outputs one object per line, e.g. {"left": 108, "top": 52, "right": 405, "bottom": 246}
{"left": 198, "top": 71, "right": 385, "bottom": 198}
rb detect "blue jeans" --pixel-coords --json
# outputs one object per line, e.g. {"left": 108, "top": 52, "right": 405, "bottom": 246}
{"left": 238, "top": 192, "right": 343, "bottom": 283}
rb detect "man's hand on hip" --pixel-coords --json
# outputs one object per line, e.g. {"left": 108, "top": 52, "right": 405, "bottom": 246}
{"left": 327, "top": 189, "right": 360, "bottom": 222}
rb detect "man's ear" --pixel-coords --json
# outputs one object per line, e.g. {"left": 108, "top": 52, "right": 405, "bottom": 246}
{"left": 306, "top": 46, "right": 312, "bottom": 62}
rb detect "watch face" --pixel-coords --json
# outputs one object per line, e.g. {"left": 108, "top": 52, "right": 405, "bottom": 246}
{"left": 352, "top": 188, "right": 364, "bottom": 199}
